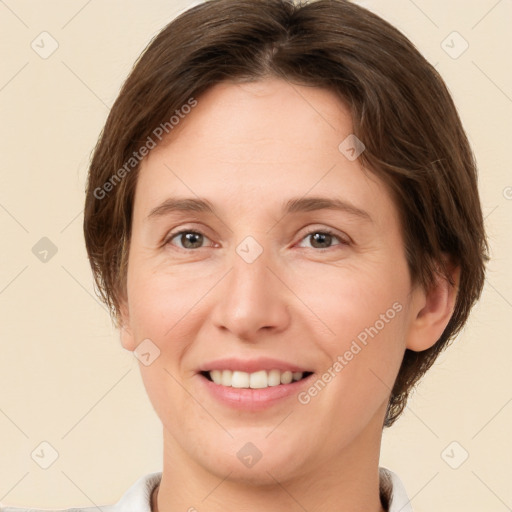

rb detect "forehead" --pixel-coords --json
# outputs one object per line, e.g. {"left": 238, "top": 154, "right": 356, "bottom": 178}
{"left": 156, "top": 78, "right": 354, "bottom": 155}
{"left": 133, "top": 78, "right": 398, "bottom": 229}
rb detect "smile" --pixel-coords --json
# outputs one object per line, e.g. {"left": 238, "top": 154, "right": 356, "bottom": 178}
{"left": 198, "top": 370, "right": 316, "bottom": 411}
{"left": 201, "top": 369, "right": 314, "bottom": 389}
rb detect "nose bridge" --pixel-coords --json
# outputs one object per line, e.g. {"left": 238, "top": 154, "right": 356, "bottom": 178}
{"left": 211, "top": 233, "right": 290, "bottom": 340}
{"left": 233, "top": 236, "right": 273, "bottom": 296}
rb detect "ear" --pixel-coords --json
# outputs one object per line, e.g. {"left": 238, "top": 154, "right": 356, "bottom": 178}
{"left": 118, "top": 298, "right": 137, "bottom": 352}
{"left": 406, "top": 256, "right": 460, "bottom": 352}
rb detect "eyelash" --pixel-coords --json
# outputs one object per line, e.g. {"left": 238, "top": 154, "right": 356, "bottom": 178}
{"left": 164, "top": 227, "right": 350, "bottom": 251}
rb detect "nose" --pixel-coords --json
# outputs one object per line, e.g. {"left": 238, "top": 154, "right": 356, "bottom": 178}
{"left": 210, "top": 242, "right": 291, "bottom": 342}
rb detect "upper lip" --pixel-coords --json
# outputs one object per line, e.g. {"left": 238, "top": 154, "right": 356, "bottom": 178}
{"left": 198, "top": 357, "right": 313, "bottom": 374}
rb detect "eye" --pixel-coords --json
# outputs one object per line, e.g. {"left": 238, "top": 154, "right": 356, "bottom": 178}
{"left": 164, "top": 227, "right": 350, "bottom": 251}
{"left": 165, "top": 229, "right": 213, "bottom": 250}
{"left": 297, "top": 228, "right": 349, "bottom": 250}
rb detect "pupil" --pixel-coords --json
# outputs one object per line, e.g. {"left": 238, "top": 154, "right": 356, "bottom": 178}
{"left": 312, "top": 232, "right": 331, "bottom": 248}
{"left": 180, "top": 232, "right": 331, "bottom": 249}
{"left": 183, "top": 232, "right": 202, "bottom": 248}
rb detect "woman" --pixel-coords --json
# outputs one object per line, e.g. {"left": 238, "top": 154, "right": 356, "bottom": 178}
{"left": 1, "top": 0, "right": 488, "bottom": 511}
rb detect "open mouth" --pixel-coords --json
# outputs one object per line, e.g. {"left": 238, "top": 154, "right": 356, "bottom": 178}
{"left": 200, "top": 369, "right": 314, "bottom": 389}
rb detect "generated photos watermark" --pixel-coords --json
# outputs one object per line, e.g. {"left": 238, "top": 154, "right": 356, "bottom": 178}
{"left": 93, "top": 97, "right": 198, "bottom": 200}
{"left": 298, "top": 301, "right": 403, "bottom": 404}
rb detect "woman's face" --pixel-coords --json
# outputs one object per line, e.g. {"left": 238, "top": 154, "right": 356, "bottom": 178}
{"left": 120, "top": 77, "right": 423, "bottom": 483}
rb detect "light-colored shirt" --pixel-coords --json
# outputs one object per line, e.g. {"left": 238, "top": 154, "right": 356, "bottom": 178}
{"left": 0, "top": 467, "right": 413, "bottom": 512}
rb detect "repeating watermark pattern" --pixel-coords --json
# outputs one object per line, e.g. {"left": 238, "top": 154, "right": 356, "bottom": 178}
{"left": 31, "top": 441, "right": 59, "bottom": 469}
{"left": 31, "top": 31, "right": 59, "bottom": 59}
{"left": 0, "top": 1, "right": 508, "bottom": 508}
{"left": 93, "top": 97, "right": 198, "bottom": 200}
{"left": 441, "top": 31, "right": 469, "bottom": 59}
{"left": 237, "top": 442, "right": 263, "bottom": 468}
{"left": 236, "top": 236, "right": 264, "bottom": 264}
{"left": 298, "top": 301, "right": 403, "bottom": 404}
{"left": 338, "top": 134, "right": 366, "bottom": 161}
{"left": 441, "top": 441, "right": 469, "bottom": 469}
{"left": 134, "top": 338, "right": 161, "bottom": 366}
{"left": 31, "top": 237, "right": 58, "bottom": 263}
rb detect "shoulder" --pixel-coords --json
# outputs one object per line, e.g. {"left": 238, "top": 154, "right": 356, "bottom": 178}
{"left": 0, "top": 472, "right": 162, "bottom": 512}
{"left": 380, "top": 467, "right": 414, "bottom": 512}
{"left": 0, "top": 507, "right": 104, "bottom": 512}
{"left": 1, "top": 509, "right": 97, "bottom": 512}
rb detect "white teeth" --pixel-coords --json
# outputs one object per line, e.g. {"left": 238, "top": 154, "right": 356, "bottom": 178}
{"left": 280, "top": 370, "right": 293, "bottom": 384}
{"left": 221, "top": 369, "right": 232, "bottom": 386}
{"left": 210, "top": 370, "right": 222, "bottom": 385}
{"left": 267, "top": 369, "right": 281, "bottom": 386}
{"left": 249, "top": 370, "right": 267, "bottom": 389}
{"left": 232, "top": 371, "right": 249, "bottom": 388}
{"left": 206, "top": 369, "right": 307, "bottom": 388}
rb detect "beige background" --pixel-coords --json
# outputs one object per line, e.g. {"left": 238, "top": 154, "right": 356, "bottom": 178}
{"left": 0, "top": 1, "right": 510, "bottom": 511}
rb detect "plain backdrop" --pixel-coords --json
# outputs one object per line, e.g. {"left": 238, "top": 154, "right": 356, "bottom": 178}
{"left": 0, "top": 1, "right": 511, "bottom": 511}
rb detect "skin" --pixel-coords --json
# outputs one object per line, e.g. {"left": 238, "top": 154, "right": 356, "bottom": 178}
{"left": 119, "top": 77, "right": 458, "bottom": 512}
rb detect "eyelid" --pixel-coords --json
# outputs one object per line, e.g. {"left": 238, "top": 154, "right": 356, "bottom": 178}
{"left": 297, "top": 225, "right": 352, "bottom": 247}
{"left": 164, "top": 224, "right": 352, "bottom": 251}
{"left": 163, "top": 226, "right": 215, "bottom": 249}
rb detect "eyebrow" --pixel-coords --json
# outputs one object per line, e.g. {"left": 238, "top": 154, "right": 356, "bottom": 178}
{"left": 146, "top": 196, "right": 372, "bottom": 222}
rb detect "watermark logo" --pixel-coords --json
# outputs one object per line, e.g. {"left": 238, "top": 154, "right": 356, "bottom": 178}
{"left": 237, "top": 442, "right": 263, "bottom": 468}
{"left": 236, "top": 236, "right": 264, "bottom": 264}
{"left": 31, "top": 441, "right": 59, "bottom": 469}
{"left": 31, "top": 31, "right": 59, "bottom": 59}
{"left": 298, "top": 301, "right": 403, "bottom": 405}
{"left": 32, "top": 237, "right": 58, "bottom": 263}
{"left": 338, "top": 134, "right": 365, "bottom": 161}
{"left": 441, "top": 441, "right": 469, "bottom": 469}
{"left": 93, "top": 98, "right": 198, "bottom": 201}
{"left": 441, "top": 31, "right": 469, "bottom": 60}
{"left": 134, "top": 338, "right": 161, "bottom": 366}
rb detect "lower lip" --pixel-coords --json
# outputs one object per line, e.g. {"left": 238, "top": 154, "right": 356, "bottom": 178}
{"left": 198, "top": 373, "right": 315, "bottom": 411}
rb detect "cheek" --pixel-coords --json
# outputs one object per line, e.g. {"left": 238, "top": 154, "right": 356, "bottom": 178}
{"left": 295, "top": 262, "right": 409, "bottom": 407}
{"left": 127, "top": 261, "right": 200, "bottom": 339}
{"left": 295, "top": 258, "right": 409, "bottom": 345}
{"left": 126, "top": 268, "right": 197, "bottom": 425}
{"left": 124, "top": 267, "right": 204, "bottom": 417}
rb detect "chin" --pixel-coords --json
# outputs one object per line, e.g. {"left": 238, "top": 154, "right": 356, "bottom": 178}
{"left": 191, "top": 432, "right": 311, "bottom": 485}
{"left": 203, "top": 452, "right": 306, "bottom": 487}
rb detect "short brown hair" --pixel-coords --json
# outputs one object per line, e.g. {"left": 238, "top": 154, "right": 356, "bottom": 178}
{"left": 83, "top": 0, "right": 489, "bottom": 427}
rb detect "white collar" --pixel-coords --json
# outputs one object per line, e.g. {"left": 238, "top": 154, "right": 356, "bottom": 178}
{"left": 380, "top": 467, "right": 414, "bottom": 511}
